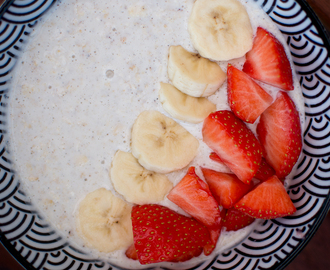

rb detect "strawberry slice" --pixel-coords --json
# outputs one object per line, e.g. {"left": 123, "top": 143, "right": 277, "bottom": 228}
{"left": 167, "top": 167, "right": 221, "bottom": 255}
{"left": 227, "top": 65, "right": 273, "bottom": 123}
{"left": 209, "top": 152, "right": 275, "bottom": 183}
{"left": 243, "top": 27, "right": 294, "bottom": 91}
{"left": 222, "top": 208, "right": 255, "bottom": 231}
{"left": 201, "top": 168, "right": 252, "bottom": 209}
{"left": 202, "top": 110, "right": 263, "bottom": 184}
{"left": 209, "top": 151, "right": 223, "bottom": 164}
{"left": 131, "top": 204, "right": 211, "bottom": 264}
{"left": 125, "top": 244, "right": 138, "bottom": 260}
{"left": 254, "top": 157, "right": 276, "bottom": 182}
{"left": 257, "top": 91, "right": 302, "bottom": 179}
{"left": 235, "top": 175, "right": 296, "bottom": 219}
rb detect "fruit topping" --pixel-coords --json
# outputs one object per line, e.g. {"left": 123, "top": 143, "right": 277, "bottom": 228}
{"left": 209, "top": 152, "right": 275, "bottom": 183}
{"left": 254, "top": 157, "right": 276, "bottom": 182}
{"left": 257, "top": 91, "right": 302, "bottom": 179}
{"left": 77, "top": 188, "right": 133, "bottom": 253}
{"left": 167, "top": 45, "right": 226, "bottom": 97}
{"left": 235, "top": 175, "right": 297, "bottom": 219}
{"left": 125, "top": 244, "right": 138, "bottom": 260}
{"left": 110, "top": 151, "right": 173, "bottom": 204}
{"left": 201, "top": 168, "right": 252, "bottom": 209}
{"left": 188, "top": 0, "right": 253, "bottom": 61}
{"left": 159, "top": 82, "right": 216, "bottom": 123}
{"left": 131, "top": 204, "right": 211, "bottom": 264}
{"left": 209, "top": 151, "right": 223, "bottom": 164}
{"left": 167, "top": 167, "right": 222, "bottom": 255}
{"left": 227, "top": 65, "right": 273, "bottom": 124}
{"left": 131, "top": 110, "right": 199, "bottom": 174}
{"left": 202, "top": 110, "right": 263, "bottom": 184}
{"left": 243, "top": 27, "right": 294, "bottom": 91}
{"left": 222, "top": 208, "right": 255, "bottom": 231}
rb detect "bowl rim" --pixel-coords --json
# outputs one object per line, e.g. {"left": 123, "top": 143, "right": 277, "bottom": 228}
{"left": 0, "top": 0, "right": 15, "bottom": 18}
{"left": 1, "top": 0, "right": 330, "bottom": 269}
{"left": 272, "top": 1, "right": 330, "bottom": 268}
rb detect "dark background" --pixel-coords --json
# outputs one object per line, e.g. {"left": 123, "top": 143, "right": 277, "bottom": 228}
{"left": 1, "top": 0, "right": 330, "bottom": 269}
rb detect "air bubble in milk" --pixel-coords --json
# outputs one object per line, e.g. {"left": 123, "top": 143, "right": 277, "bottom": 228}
{"left": 106, "top": 69, "right": 114, "bottom": 79}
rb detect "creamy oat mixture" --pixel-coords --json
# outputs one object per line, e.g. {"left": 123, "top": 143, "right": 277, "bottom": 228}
{"left": 8, "top": 0, "right": 304, "bottom": 268}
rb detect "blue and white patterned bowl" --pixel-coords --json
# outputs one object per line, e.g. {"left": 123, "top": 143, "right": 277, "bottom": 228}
{"left": 1, "top": 0, "right": 330, "bottom": 269}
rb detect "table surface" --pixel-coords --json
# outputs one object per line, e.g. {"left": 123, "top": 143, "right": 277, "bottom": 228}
{"left": 0, "top": 0, "right": 330, "bottom": 269}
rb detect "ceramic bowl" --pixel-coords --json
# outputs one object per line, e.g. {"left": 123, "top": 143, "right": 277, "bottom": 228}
{"left": 1, "top": 0, "right": 330, "bottom": 269}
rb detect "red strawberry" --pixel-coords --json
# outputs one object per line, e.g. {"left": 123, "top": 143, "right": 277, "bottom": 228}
{"left": 125, "top": 244, "right": 138, "bottom": 260}
{"left": 167, "top": 167, "right": 221, "bottom": 255}
{"left": 257, "top": 91, "right": 302, "bottom": 179}
{"left": 227, "top": 65, "right": 273, "bottom": 123}
{"left": 254, "top": 158, "right": 276, "bottom": 182}
{"left": 222, "top": 208, "right": 255, "bottom": 231}
{"left": 235, "top": 175, "right": 296, "bottom": 219}
{"left": 131, "top": 204, "right": 211, "bottom": 264}
{"left": 243, "top": 27, "right": 294, "bottom": 91}
{"left": 202, "top": 110, "right": 263, "bottom": 184}
{"left": 209, "top": 151, "right": 223, "bottom": 164}
{"left": 209, "top": 152, "right": 275, "bottom": 183}
{"left": 201, "top": 168, "right": 252, "bottom": 209}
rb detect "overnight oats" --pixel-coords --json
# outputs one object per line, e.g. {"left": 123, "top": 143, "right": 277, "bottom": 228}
{"left": 8, "top": 0, "right": 305, "bottom": 268}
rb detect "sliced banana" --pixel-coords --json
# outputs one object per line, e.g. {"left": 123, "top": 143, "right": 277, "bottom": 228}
{"left": 110, "top": 150, "right": 173, "bottom": 204}
{"left": 131, "top": 110, "right": 199, "bottom": 174}
{"left": 77, "top": 188, "right": 133, "bottom": 253}
{"left": 159, "top": 83, "right": 216, "bottom": 123}
{"left": 188, "top": 0, "right": 253, "bottom": 61}
{"left": 168, "top": 45, "right": 226, "bottom": 97}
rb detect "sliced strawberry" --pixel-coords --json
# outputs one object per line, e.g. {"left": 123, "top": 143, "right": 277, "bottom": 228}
{"left": 131, "top": 204, "right": 211, "bottom": 264}
{"left": 227, "top": 65, "right": 273, "bottom": 123}
{"left": 204, "top": 228, "right": 221, "bottom": 256}
{"left": 125, "top": 244, "right": 138, "bottom": 260}
{"left": 222, "top": 208, "right": 255, "bottom": 231}
{"left": 201, "top": 168, "right": 252, "bottom": 209}
{"left": 235, "top": 175, "right": 296, "bottom": 219}
{"left": 167, "top": 167, "right": 221, "bottom": 255}
{"left": 257, "top": 91, "right": 302, "bottom": 179}
{"left": 254, "top": 158, "right": 276, "bottom": 182}
{"left": 243, "top": 27, "right": 294, "bottom": 91}
{"left": 209, "top": 152, "right": 223, "bottom": 163}
{"left": 209, "top": 152, "right": 275, "bottom": 183}
{"left": 202, "top": 110, "right": 263, "bottom": 184}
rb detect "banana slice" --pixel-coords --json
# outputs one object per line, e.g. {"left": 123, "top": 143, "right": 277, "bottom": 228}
{"left": 77, "top": 188, "right": 133, "bottom": 253}
{"left": 188, "top": 0, "right": 253, "bottom": 61}
{"left": 159, "top": 83, "right": 216, "bottom": 123}
{"left": 131, "top": 110, "right": 199, "bottom": 173}
{"left": 110, "top": 150, "right": 173, "bottom": 204}
{"left": 168, "top": 45, "right": 226, "bottom": 97}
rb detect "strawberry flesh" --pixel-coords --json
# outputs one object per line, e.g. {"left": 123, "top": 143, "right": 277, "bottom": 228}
{"left": 254, "top": 157, "right": 276, "bottom": 182}
{"left": 243, "top": 27, "right": 294, "bottom": 91}
{"left": 131, "top": 204, "right": 211, "bottom": 264}
{"left": 201, "top": 168, "right": 252, "bottom": 209}
{"left": 235, "top": 175, "right": 296, "bottom": 219}
{"left": 222, "top": 208, "right": 255, "bottom": 231}
{"left": 167, "top": 167, "right": 221, "bottom": 255}
{"left": 125, "top": 244, "right": 138, "bottom": 260}
{"left": 209, "top": 152, "right": 223, "bottom": 164}
{"left": 227, "top": 65, "right": 273, "bottom": 123}
{"left": 203, "top": 110, "right": 263, "bottom": 184}
{"left": 257, "top": 91, "right": 302, "bottom": 179}
{"left": 210, "top": 152, "right": 275, "bottom": 183}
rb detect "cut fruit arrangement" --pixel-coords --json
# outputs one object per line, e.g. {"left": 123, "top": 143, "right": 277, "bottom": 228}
{"left": 76, "top": 0, "right": 303, "bottom": 266}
